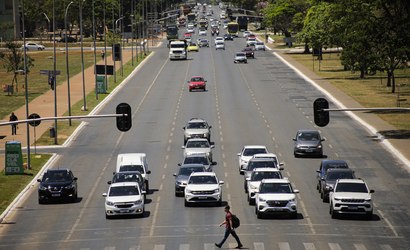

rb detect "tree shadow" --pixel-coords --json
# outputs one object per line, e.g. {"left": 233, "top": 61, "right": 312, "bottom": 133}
{"left": 378, "top": 130, "right": 410, "bottom": 139}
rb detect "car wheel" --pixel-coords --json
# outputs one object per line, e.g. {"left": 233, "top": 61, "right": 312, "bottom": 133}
{"left": 291, "top": 211, "right": 298, "bottom": 219}
{"left": 320, "top": 190, "right": 324, "bottom": 199}
{"left": 184, "top": 199, "right": 190, "bottom": 207}
{"left": 256, "top": 209, "right": 263, "bottom": 219}
{"left": 105, "top": 213, "right": 111, "bottom": 219}
{"left": 145, "top": 182, "right": 149, "bottom": 193}
{"left": 216, "top": 198, "right": 222, "bottom": 207}
{"left": 366, "top": 211, "right": 373, "bottom": 220}
{"left": 330, "top": 204, "right": 337, "bottom": 218}
{"left": 317, "top": 183, "right": 319, "bottom": 190}
{"left": 38, "top": 198, "right": 45, "bottom": 204}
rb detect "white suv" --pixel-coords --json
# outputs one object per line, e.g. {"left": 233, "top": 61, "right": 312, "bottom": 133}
{"left": 329, "top": 179, "right": 374, "bottom": 219}
{"left": 255, "top": 179, "right": 299, "bottom": 219}
{"left": 116, "top": 153, "right": 151, "bottom": 191}
{"left": 184, "top": 172, "right": 224, "bottom": 206}
{"left": 237, "top": 145, "right": 268, "bottom": 174}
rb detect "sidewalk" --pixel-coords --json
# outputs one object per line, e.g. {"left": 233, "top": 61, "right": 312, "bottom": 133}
{"left": 0, "top": 42, "right": 155, "bottom": 170}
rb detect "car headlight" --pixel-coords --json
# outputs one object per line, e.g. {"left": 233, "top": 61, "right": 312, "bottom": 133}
{"left": 213, "top": 188, "right": 220, "bottom": 193}
{"left": 317, "top": 144, "right": 322, "bottom": 149}
{"left": 176, "top": 181, "right": 183, "bottom": 185}
{"left": 249, "top": 184, "right": 257, "bottom": 190}
{"left": 65, "top": 183, "right": 76, "bottom": 189}
{"left": 185, "top": 188, "right": 191, "bottom": 194}
{"left": 39, "top": 185, "right": 47, "bottom": 191}
{"left": 334, "top": 197, "right": 341, "bottom": 201}
{"left": 365, "top": 198, "right": 372, "bottom": 202}
{"left": 106, "top": 201, "right": 114, "bottom": 206}
{"left": 296, "top": 145, "right": 302, "bottom": 149}
{"left": 259, "top": 197, "right": 266, "bottom": 202}
{"left": 134, "top": 200, "right": 142, "bottom": 205}
{"left": 203, "top": 133, "right": 207, "bottom": 137}
{"left": 325, "top": 184, "right": 334, "bottom": 189}
{"left": 289, "top": 199, "right": 296, "bottom": 202}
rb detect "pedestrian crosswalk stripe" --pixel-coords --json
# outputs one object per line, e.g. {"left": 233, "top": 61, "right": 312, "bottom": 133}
{"left": 303, "top": 243, "right": 316, "bottom": 250}
{"left": 254, "top": 242, "right": 265, "bottom": 250}
{"left": 279, "top": 242, "right": 291, "bottom": 250}
{"left": 179, "top": 243, "right": 189, "bottom": 250}
{"left": 204, "top": 243, "right": 214, "bottom": 250}
{"left": 154, "top": 244, "right": 165, "bottom": 250}
{"left": 329, "top": 243, "right": 342, "bottom": 250}
{"left": 354, "top": 243, "right": 367, "bottom": 250}
{"left": 128, "top": 246, "right": 140, "bottom": 250}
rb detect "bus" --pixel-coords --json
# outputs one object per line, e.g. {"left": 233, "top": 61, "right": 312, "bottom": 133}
{"left": 236, "top": 16, "right": 248, "bottom": 31}
{"left": 167, "top": 25, "right": 179, "bottom": 40}
{"left": 227, "top": 22, "right": 239, "bottom": 37}
{"left": 187, "top": 13, "right": 196, "bottom": 26}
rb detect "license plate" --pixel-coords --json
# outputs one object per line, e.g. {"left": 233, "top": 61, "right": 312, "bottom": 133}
{"left": 51, "top": 193, "right": 61, "bottom": 197}
{"left": 198, "top": 197, "right": 207, "bottom": 199}
{"left": 348, "top": 206, "right": 358, "bottom": 210}
{"left": 120, "top": 209, "right": 129, "bottom": 213}
{"left": 306, "top": 149, "right": 313, "bottom": 152}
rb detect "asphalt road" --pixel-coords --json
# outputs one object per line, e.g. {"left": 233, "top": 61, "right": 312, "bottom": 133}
{"left": 0, "top": 22, "right": 409, "bottom": 250}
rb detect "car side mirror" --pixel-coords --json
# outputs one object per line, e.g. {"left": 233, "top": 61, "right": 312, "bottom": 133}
{"left": 326, "top": 186, "right": 333, "bottom": 191}
{"left": 183, "top": 126, "right": 185, "bottom": 130}
{"left": 146, "top": 170, "right": 151, "bottom": 174}
{"left": 237, "top": 153, "right": 241, "bottom": 156}
{"left": 294, "top": 189, "right": 300, "bottom": 193}
{"left": 209, "top": 126, "right": 212, "bottom": 129}
{"left": 219, "top": 181, "right": 224, "bottom": 185}
{"left": 210, "top": 145, "right": 215, "bottom": 149}
{"left": 173, "top": 173, "right": 177, "bottom": 177}
{"left": 177, "top": 163, "right": 182, "bottom": 166}
{"left": 181, "top": 146, "right": 186, "bottom": 149}
{"left": 73, "top": 177, "right": 78, "bottom": 181}
{"left": 245, "top": 177, "right": 250, "bottom": 181}
{"left": 212, "top": 161, "right": 217, "bottom": 165}
{"left": 102, "top": 193, "right": 107, "bottom": 197}
{"left": 107, "top": 181, "right": 112, "bottom": 185}
{"left": 141, "top": 190, "right": 146, "bottom": 194}
{"left": 370, "top": 190, "right": 375, "bottom": 193}
{"left": 279, "top": 162, "right": 284, "bottom": 166}
{"left": 37, "top": 179, "right": 41, "bottom": 182}
{"left": 278, "top": 167, "right": 284, "bottom": 171}
{"left": 113, "top": 172, "right": 116, "bottom": 175}
{"left": 316, "top": 170, "right": 321, "bottom": 173}
{"left": 293, "top": 138, "right": 296, "bottom": 141}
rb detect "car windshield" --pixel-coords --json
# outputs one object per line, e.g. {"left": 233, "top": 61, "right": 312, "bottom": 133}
{"left": 112, "top": 173, "right": 143, "bottom": 183}
{"left": 42, "top": 171, "right": 72, "bottom": 183}
{"left": 184, "top": 156, "right": 209, "bottom": 165}
{"left": 251, "top": 171, "right": 282, "bottom": 181}
{"left": 119, "top": 165, "right": 144, "bottom": 172}
{"left": 189, "top": 175, "right": 217, "bottom": 184}
{"left": 247, "top": 161, "right": 276, "bottom": 170}
{"left": 236, "top": 53, "right": 245, "bottom": 57}
{"left": 256, "top": 42, "right": 264, "bottom": 45}
{"left": 109, "top": 186, "right": 140, "bottom": 196}
{"left": 326, "top": 171, "right": 354, "bottom": 180}
{"left": 297, "top": 132, "right": 320, "bottom": 141}
{"left": 335, "top": 183, "right": 368, "bottom": 193}
{"left": 324, "top": 162, "right": 348, "bottom": 171}
{"left": 190, "top": 43, "right": 197, "bottom": 46}
{"left": 190, "top": 78, "right": 204, "bottom": 82}
{"left": 187, "top": 122, "right": 207, "bottom": 128}
{"left": 260, "top": 183, "right": 292, "bottom": 194}
{"left": 179, "top": 167, "right": 206, "bottom": 176}
{"left": 186, "top": 140, "right": 210, "bottom": 148}
{"left": 243, "top": 148, "right": 267, "bottom": 156}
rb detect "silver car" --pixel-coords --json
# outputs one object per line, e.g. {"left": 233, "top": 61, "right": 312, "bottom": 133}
{"left": 182, "top": 138, "right": 214, "bottom": 162}
{"left": 234, "top": 52, "right": 247, "bottom": 63}
{"left": 293, "top": 129, "right": 325, "bottom": 157}
{"left": 183, "top": 118, "right": 212, "bottom": 144}
{"left": 173, "top": 164, "right": 207, "bottom": 196}
{"left": 180, "top": 153, "right": 214, "bottom": 170}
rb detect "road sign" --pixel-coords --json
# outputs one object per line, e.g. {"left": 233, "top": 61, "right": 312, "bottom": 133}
{"left": 28, "top": 113, "right": 41, "bottom": 127}
{"left": 5, "top": 141, "right": 24, "bottom": 175}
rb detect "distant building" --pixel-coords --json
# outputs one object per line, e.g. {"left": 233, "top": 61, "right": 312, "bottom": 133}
{"left": 0, "top": 0, "right": 21, "bottom": 40}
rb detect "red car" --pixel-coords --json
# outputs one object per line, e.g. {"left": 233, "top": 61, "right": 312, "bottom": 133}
{"left": 242, "top": 47, "right": 255, "bottom": 58}
{"left": 188, "top": 76, "right": 207, "bottom": 92}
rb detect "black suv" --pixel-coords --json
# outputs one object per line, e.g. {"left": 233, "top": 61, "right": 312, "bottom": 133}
{"left": 37, "top": 169, "right": 78, "bottom": 204}
{"left": 320, "top": 168, "right": 356, "bottom": 202}
{"left": 316, "top": 160, "right": 349, "bottom": 191}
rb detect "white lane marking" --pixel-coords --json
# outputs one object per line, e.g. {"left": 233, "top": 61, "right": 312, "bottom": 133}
{"left": 278, "top": 242, "right": 290, "bottom": 250}
{"left": 149, "top": 196, "right": 161, "bottom": 236}
{"left": 303, "top": 243, "right": 316, "bottom": 250}
{"left": 254, "top": 242, "right": 265, "bottom": 250}
{"left": 328, "top": 243, "right": 342, "bottom": 250}
{"left": 354, "top": 243, "right": 367, "bottom": 250}
{"left": 179, "top": 244, "right": 190, "bottom": 250}
{"left": 377, "top": 209, "right": 399, "bottom": 237}
{"left": 153, "top": 244, "right": 165, "bottom": 250}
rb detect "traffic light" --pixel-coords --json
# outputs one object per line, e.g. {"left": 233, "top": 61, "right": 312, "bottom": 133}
{"left": 313, "top": 98, "right": 330, "bottom": 127}
{"left": 113, "top": 43, "right": 121, "bottom": 61}
{"left": 116, "top": 103, "right": 132, "bottom": 132}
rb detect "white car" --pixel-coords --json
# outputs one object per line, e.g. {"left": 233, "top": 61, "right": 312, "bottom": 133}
{"left": 329, "top": 179, "right": 374, "bottom": 219}
{"left": 243, "top": 31, "right": 251, "bottom": 38}
{"left": 184, "top": 172, "right": 223, "bottom": 206}
{"left": 252, "top": 153, "right": 284, "bottom": 168}
{"left": 21, "top": 42, "right": 45, "bottom": 51}
{"left": 246, "top": 38, "right": 257, "bottom": 47}
{"left": 234, "top": 52, "right": 247, "bottom": 63}
{"left": 187, "top": 27, "right": 195, "bottom": 34}
{"left": 182, "top": 138, "right": 214, "bottom": 161}
{"left": 116, "top": 153, "right": 151, "bottom": 191}
{"left": 214, "top": 36, "right": 224, "bottom": 44}
{"left": 243, "top": 158, "right": 283, "bottom": 192}
{"left": 198, "top": 28, "right": 207, "bottom": 36}
{"left": 103, "top": 182, "right": 145, "bottom": 218}
{"left": 255, "top": 179, "right": 299, "bottom": 219}
{"left": 247, "top": 168, "right": 284, "bottom": 205}
{"left": 254, "top": 42, "right": 266, "bottom": 51}
{"left": 215, "top": 41, "right": 225, "bottom": 50}
{"left": 237, "top": 145, "right": 268, "bottom": 174}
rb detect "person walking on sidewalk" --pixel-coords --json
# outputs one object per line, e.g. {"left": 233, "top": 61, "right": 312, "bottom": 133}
{"left": 9, "top": 112, "right": 18, "bottom": 135}
{"left": 215, "top": 205, "right": 243, "bottom": 249}
{"left": 101, "top": 49, "right": 105, "bottom": 59}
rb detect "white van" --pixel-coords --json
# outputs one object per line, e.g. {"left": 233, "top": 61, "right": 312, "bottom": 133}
{"left": 116, "top": 153, "right": 151, "bottom": 190}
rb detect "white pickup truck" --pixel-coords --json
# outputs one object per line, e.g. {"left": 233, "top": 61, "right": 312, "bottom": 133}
{"left": 169, "top": 40, "right": 187, "bottom": 60}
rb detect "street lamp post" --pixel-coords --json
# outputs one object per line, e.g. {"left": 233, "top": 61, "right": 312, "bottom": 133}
{"left": 42, "top": 13, "right": 50, "bottom": 41}
{"left": 65, "top": 1, "right": 74, "bottom": 126}
{"left": 79, "top": 0, "right": 87, "bottom": 111}
{"left": 113, "top": 16, "right": 124, "bottom": 83}
{"left": 52, "top": 0, "right": 58, "bottom": 144}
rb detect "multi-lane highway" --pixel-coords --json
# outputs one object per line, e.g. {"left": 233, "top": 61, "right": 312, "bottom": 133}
{"left": 0, "top": 15, "right": 409, "bottom": 250}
